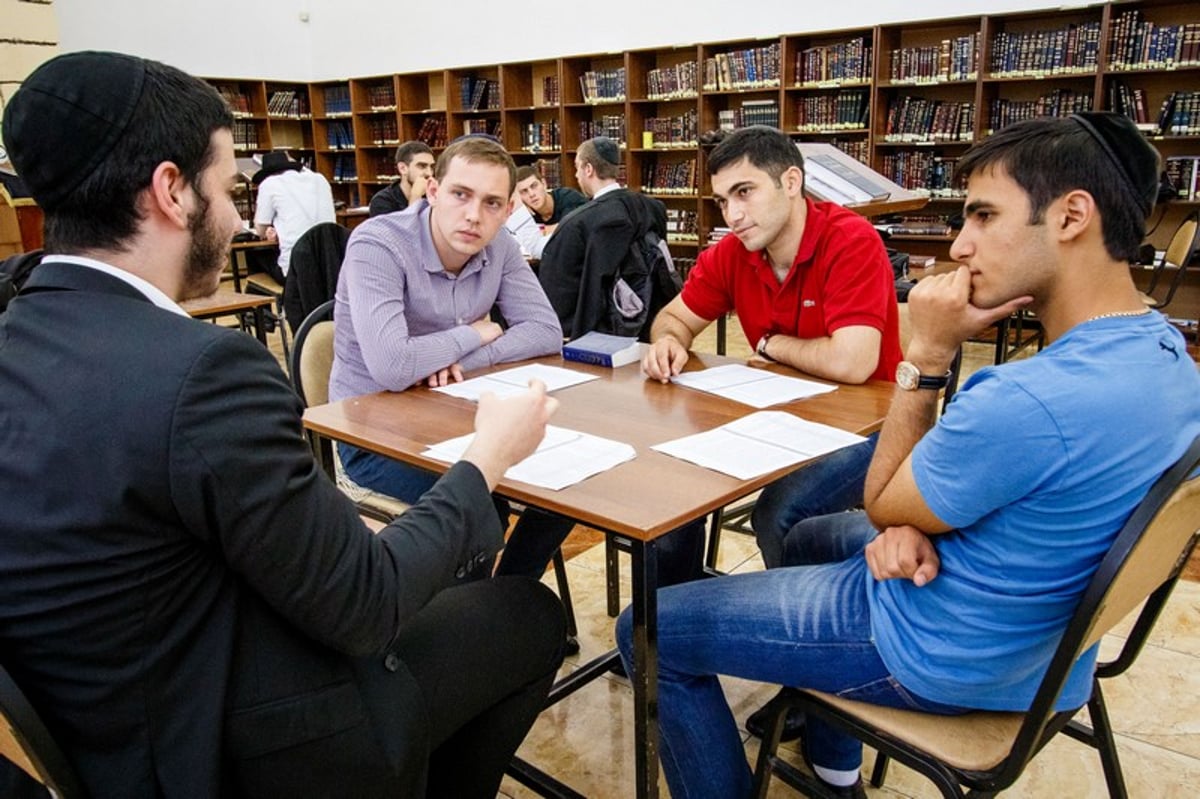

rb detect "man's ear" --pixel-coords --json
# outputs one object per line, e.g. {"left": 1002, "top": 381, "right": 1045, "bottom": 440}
{"left": 424, "top": 176, "right": 439, "bottom": 205}
{"left": 783, "top": 165, "right": 804, "bottom": 197}
{"left": 147, "top": 160, "right": 190, "bottom": 229}
{"left": 1056, "top": 189, "right": 1095, "bottom": 243}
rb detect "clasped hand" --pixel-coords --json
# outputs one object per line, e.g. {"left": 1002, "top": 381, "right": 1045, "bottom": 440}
{"left": 864, "top": 525, "right": 940, "bottom": 587}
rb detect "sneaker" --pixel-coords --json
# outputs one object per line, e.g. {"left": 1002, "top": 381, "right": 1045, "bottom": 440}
{"left": 800, "top": 749, "right": 867, "bottom": 799}
{"left": 745, "top": 690, "right": 806, "bottom": 741}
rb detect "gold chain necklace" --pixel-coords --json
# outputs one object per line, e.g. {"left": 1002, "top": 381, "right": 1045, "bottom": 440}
{"left": 1084, "top": 308, "right": 1152, "bottom": 323}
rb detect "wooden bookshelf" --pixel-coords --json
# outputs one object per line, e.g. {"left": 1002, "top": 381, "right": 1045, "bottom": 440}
{"left": 201, "top": 0, "right": 1199, "bottom": 258}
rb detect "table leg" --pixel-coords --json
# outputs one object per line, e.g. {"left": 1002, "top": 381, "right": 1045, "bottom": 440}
{"left": 606, "top": 534, "right": 621, "bottom": 618}
{"left": 251, "top": 306, "right": 267, "bottom": 345}
{"left": 630, "top": 537, "right": 660, "bottom": 799}
{"left": 230, "top": 250, "right": 246, "bottom": 293}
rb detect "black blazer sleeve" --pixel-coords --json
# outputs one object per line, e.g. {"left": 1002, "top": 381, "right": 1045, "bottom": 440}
{"left": 166, "top": 332, "right": 504, "bottom": 657}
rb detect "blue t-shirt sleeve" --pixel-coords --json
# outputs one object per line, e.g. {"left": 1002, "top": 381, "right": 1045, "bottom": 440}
{"left": 912, "top": 369, "right": 1069, "bottom": 530}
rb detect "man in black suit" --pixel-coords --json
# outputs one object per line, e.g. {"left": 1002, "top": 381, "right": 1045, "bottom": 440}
{"left": 0, "top": 51, "right": 565, "bottom": 798}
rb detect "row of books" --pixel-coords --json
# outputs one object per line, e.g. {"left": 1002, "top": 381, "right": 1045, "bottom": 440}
{"left": 322, "top": 85, "right": 353, "bottom": 116}
{"left": 414, "top": 115, "right": 448, "bottom": 148}
{"left": 795, "top": 89, "right": 868, "bottom": 132}
{"left": 718, "top": 100, "right": 780, "bottom": 131}
{"left": 828, "top": 138, "right": 869, "bottom": 166}
{"left": 1164, "top": 157, "right": 1200, "bottom": 202}
{"left": 531, "top": 158, "right": 562, "bottom": 188}
{"left": 463, "top": 119, "right": 502, "bottom": 138}
{"left": 369, "top": 153, "right": 398, "bottom": 182}
{"left": 579, "top": 69, "right": 627, "bottom": 103}
{"left": 1108, "top": 80, "right": 1151, "bottom": 128}
{"left": 330, "top": 154, "right": 358, "bottom": 182}
{"left": 876, "top": 214, "right": 955, "bottom": 236}
{"left": 215, "top": 85, "right": 254, "bottom": 116}
{"left": 1156, "top": 91, "right": 1200, "bottom": 137}
{"left": 879, "top": 152, "right": 963, "bottom": 197}
{"left": 703, "top": 43, "right": 782, "bottom": 92}
{"left": 665, "top": 208, "right": 699, "bottom": 242}
{"left": 883, "top": 98, "right": 974, "bottom": 143}
{"left": 323, "top": 120, "right": 355, "bottom": 150}
{"left": 363, "top": 83, "right": 397, "bottom": 111}
{"left": 642, "top": 109, "right": 699, "bottom": 148}
{"left": 459, "top": 77, "right": 501, "bottom": 111}
{"left": 647, "top": 62, "right": 699, "bottom": 100}
{"left": 521, "top": 121, "right": 560, "bottom": 151}
{"left": 640, "top": 158, "right": 698, "bottom": 195}
{"left": 267, "top": 90, "right": 310, "bottom": 118}
{"left": 541, "top": 76, "right": 561, "bottom": 106}
{"left": 364, "top": 117, "right": 399, "bottom": 146}
{"left": 1108, "top": 9, "right": 1200, "bottom": 71}
{"left": 984, "top": 90, "right": 1094, "bottom": 136}
{"left": 988, "top": 22, "right": 1102, "bottom": 78}
{"left": 231, "top": 120, "right": 261, "bottom": 151}
{"left": 888, "top": 34, "right": 980, "bottom": 84}
{"left": 579, "top": 115, "right": 626, "bottom": 145}
{"left": 796, "top": 37, "right": 871, "bottom": 86}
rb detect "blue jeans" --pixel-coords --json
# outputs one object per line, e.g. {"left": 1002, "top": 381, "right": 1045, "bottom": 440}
{"left": 616, "top": 511, "right": 966, "bottom": 799}
{"left": 751, "top": 433, "right": 878, "bottom": 568}
{"left": 341, "top": 444, "right": 706, "bottom": 584}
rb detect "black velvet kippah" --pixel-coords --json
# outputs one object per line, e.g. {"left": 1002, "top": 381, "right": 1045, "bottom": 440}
{"left": 591, "top": 136, "right": 621, "bottom": 166}
{"left": 1, "top": 51, "right": 147, "bottom": 211}
{"left": 1070, "top": 112, "right": 1160, "bottom": 217}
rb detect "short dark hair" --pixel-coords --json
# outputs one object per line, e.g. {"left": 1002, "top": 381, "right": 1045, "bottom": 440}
{"left": 43, "top": 60, "right": 232, "bottom": 254}
{"left": 707, "top": 126, "right": 804, "bottom": 186}
{"left": 515, "top": 165, "right": 542, "bottom": 184}
{"left": 955, "top": 116, "right": 1156, "bottom": 262}
{"left": 577, "top": 138, "right": 621, "bottom": 180}
{"left": 394, "top": 140, "right": 434, "bottom": 166}
{"left": 435, "top": 136, "right": 517, "bottom": 194}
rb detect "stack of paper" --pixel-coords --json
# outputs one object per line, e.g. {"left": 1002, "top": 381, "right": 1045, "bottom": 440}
{"left": 671, "top": 364, "right": 836, "bottom": 408}
{"left": 652, "top": 411, "right": 865, "bottom": 480}
{"left": 424, "top": 425, "right": 636, "bottom": 490}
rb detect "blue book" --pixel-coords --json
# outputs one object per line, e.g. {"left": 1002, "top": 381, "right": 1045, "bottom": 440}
{"left": 561, "top": 332, "right": 645, "bottom": 368}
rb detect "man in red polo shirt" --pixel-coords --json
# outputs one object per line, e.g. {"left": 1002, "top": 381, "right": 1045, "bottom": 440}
{"left": 642, "top": 124, "right": 902, "bottom": 737}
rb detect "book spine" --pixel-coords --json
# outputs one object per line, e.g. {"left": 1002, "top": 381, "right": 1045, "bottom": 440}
{"left": 562, "top": 348, "right": 614, "bottom": 367}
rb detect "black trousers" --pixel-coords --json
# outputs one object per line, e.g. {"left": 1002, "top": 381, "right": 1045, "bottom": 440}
{"left": 228, "top": 577, "right": 566, "bottom": 798}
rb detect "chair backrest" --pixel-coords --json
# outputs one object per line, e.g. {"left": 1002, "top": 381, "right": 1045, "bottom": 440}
{"left": 283, "top": 222, "right": 350, "bottom": 334}
{"left": 0, "top": 665, "right": 84, "bottom": 797}
{"left": 289, "top": 299, "right": 336, "bottom": 407}
{"left": 1001, "top": 433, "right": 1200, "bottom": 783}
{"left": 1145, "top": 209, "right": 1200, "bottom": 309}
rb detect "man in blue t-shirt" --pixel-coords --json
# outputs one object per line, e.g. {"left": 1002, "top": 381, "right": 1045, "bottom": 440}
{"left": 617, "top": 112, "right": 1200, "bottom": 799}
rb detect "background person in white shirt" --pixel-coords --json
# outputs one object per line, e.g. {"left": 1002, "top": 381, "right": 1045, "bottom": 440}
{"left": 253, "top": 151, "right": 335, "bottom": 282}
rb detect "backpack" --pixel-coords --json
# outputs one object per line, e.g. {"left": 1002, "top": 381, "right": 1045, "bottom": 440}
{"left": 0, "top": 249, "right": 42, "bottom": 313}
{"left": 609, "top": 199, "right": 683, "bottom": 341}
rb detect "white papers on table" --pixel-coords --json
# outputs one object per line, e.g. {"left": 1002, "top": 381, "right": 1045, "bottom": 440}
{"left": 651, "top": 411, "right": 865, "bottom": 480}
{"left": 424, "top": 425, "right": 636, "bottom": 491}
{"left": 432, "top": 363, "right": 597, "bottom": 401}
{"left": 670, "top": 364, "right": 836, "bottom": 408}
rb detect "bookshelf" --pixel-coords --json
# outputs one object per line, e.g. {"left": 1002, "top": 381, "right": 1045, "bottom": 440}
{"left": 201, "top": 0, "right": 1199, "bottom": 261}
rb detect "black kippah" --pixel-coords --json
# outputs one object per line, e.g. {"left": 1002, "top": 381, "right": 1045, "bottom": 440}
{"left": 1, "top": 51, "right": 147, "bottom": 211}
{"left": 591, "top": 136, "right": 621, "bottom": 166}
{"left": 1069, "top": 112, "right": 1160, "bottom": 218}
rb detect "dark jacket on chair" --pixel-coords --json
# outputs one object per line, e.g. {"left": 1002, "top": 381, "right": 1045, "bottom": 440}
{"left": 284, "top": 222, "right": 351, "bottom": 334}
{"left": 0, "top": 261, "right": 503, "bottom": 797}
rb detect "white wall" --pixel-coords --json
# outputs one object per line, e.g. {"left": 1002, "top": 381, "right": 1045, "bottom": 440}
{"left": 56, "top": 0, "right": 1072, "bottom": 81}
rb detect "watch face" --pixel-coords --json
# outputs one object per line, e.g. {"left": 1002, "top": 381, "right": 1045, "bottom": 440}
{"left": 896, "top": 361, "right": 919, "bottom": 390}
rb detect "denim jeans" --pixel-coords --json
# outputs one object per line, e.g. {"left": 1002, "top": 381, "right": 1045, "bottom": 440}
{"left": 341, "top": 443, "right": 707, "bottom": 585}
{"left": 751, "top": 433, "right": 878, "bottom": 568}
{"left": 615, "top": 511, "right": 967, "bottom": 799}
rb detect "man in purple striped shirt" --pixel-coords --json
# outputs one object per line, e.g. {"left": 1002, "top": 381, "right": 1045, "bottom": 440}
{"left": 330, "top": 136, "right": 578, "bottom": 584}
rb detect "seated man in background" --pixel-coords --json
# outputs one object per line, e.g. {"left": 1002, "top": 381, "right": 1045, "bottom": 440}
{"left": 515, "top": 164, "right": 586, "bottom": 233}
{"left": 537, "top": 135, "right": 673, "bottom": 341}
{"left": 620, "top": 112, "right": 1200, "bottom": 799}
{"left": 331, "top": 136, "right": 582, "bottom": 583}
{"left": 253, "top": 150, "right": 336, "bottom": 283}
{"left": 368, "top": 140, "right": 435, "bottom": 217}
{"left": 504, "top": 184, "right": 552, "bottom": 260}
{"left": 0, "top": 51, "right": 565, "bottom": 799}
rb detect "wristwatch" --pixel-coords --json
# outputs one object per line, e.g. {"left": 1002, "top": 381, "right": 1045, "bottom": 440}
{"left": 895, "top": 361, "right": 952, "bottom": 391}
{"left": 755, "top": 333, "right": 775, "bottom": 362}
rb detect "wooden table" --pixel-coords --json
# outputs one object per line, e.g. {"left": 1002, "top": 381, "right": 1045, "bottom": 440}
{"left": 302, "top": 353, "right": 892, "bottom": 799}
{"left": 182, "top": 290, "right": 275, "bottom": 344}
{"left": 227, "top": 239, "right": 278, "bottom": 292}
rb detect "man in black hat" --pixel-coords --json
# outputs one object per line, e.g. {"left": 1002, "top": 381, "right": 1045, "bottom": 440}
{"left": 252, "top": 149, "right": 335, "bottom": 282}
{"left": 615, "top": 112, "right": 1200, "bottom": 798}
{"left": 0, "top": 50, "right": 566, "bottom": 799}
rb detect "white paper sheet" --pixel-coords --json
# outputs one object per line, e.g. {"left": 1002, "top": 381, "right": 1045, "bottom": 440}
{"left": 424, "top": 425, "right": 636, "bottom": 490}
{"left": 432, "top": 363, "right": 598, "bottom": 401}
{"left": 651, "top": 411, "right": 865, "bottom": 480}
{"left": 670, "top": 364, "right": 836, "bottom": 408}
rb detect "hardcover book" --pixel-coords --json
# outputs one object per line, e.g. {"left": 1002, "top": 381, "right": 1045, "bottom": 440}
{"left": 562, "top": 332, "right": 646, "bottom": 368}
